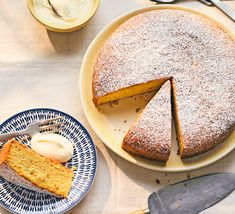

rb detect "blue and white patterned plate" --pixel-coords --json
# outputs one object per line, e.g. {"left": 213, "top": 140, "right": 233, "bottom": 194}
{"left": 0, "top": 108, "right": 97, "bottom": 214}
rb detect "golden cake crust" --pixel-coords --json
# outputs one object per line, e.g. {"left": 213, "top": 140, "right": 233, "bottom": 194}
{"left": 93, "top": 9, "right": 235, "bottom": 159}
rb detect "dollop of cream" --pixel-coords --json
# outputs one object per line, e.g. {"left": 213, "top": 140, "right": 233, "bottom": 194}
{"left": 31, "top": 133, "right": 73, "bottom": 163}
{"left": 33, "top": 0, "right": 94, "bottom": 28}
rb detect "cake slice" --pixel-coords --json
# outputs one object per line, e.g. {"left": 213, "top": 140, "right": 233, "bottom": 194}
{"left": 0, "top": 140, "right": 74, "bottom": 198}
{"left": 122, "top": 80, "right": 172, "bottom": 162}
{"left": 172, "top": 77, "right": 235, "bottom": 159}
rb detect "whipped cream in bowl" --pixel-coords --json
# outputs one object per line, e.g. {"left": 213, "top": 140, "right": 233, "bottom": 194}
{"left": 30, "top": 133, "right": 74, "bottom": 163}
{"left": 27, "top": 0, "right": 100, "bottom": 32}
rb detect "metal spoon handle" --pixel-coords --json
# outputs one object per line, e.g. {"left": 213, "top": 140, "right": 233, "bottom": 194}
{"left": 197, "top": 0, "right": 212, "bottom": 6}
{"left": 210, "top": 0, "right": 235, "bottom": 21}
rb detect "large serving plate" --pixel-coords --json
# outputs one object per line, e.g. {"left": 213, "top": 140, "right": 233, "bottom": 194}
{"left": 0, "top": 108, "right": 97, "bottom": 214}
{"left": 79, "top": 5, "right": 235, "bottom": 172}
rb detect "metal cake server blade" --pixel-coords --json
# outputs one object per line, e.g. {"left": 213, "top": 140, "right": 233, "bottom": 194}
{"left": 131, "top": 173, "right": 235, "bottom": 214}
{"left": 149, "top": 173, "right": 235, "bottom": 214}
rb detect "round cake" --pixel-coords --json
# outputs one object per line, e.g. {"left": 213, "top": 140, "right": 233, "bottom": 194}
{"left": 92, "top": 9, "right": 235, "bottom": 159}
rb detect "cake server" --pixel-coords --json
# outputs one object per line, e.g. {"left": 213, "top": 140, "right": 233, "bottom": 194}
{"left": 130, "top": 173, "right": 235, "bottom": 214}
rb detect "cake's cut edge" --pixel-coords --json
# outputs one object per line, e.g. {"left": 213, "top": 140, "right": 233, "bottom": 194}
{"left": 0, "top": 140, "right": 74, "bottom": 198}
{"left": 122, "top": 80, "right": 172, "bottom": 162}
{"left": 171, "top": 79, "right": 185, "bottom": 158}
{"left": 93, "top": 78, "right": 169, "bottom": 105}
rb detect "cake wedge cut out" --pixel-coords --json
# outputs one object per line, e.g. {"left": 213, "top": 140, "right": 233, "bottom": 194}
{"left": 0, "top": 139, "right": 74, "bottom": 198}
{"left": 122, "top": 80, "right": 172, "bottom": 162}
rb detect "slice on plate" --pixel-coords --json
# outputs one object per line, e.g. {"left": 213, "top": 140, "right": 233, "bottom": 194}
{"left": 0, "top": 139, "right": 74, "bottom": 198}
{"left": 122, "top": 80, "right": 172, "bottom": 162}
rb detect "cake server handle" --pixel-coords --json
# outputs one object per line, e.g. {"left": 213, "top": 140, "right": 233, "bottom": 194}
{"left": 129, "top": 209, "right": 150, "bottom": 214}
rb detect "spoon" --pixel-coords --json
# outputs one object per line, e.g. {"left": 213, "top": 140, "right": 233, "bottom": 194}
{"left": 150, "top": 0, "right": 176, "bottom": 3}
{"left": 150, "top": 0, "right": 235, "bottom": 21}
{"left": 150, "top": 0, "right": 212, "bottom": 6}
{"left": 47, "top": 0, "right": 63, "bottom": 17}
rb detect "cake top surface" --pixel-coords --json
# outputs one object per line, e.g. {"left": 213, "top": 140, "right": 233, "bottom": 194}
{"left": 93, "top": 9, "right": 235, "bottom": 96}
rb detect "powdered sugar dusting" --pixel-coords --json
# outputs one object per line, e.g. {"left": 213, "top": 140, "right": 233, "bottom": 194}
{"left": 93, "top": 9, "right": 235, "bottom": 158}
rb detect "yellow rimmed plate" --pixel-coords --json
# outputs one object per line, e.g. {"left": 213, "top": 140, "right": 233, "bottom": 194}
{"left": 79, "top": 5, "right": 235, "bottom": 172}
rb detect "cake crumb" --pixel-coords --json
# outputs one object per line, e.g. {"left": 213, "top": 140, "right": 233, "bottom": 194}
{"left": 192, "top": 60, "right": 199, "bottom": 68}
{"left": 112, "top": 100, "right": 119, "bottom": 105}
{"left": 176, "top": 203, "right": 181, "bottom": 208}
{"left": 71, "top": 166, "right": 77, "bottom": 171}
{"left": 124, "top": 120, "right": 127, "bottom": 123}
{"left": 187, "top": 173, "right": 191, "bottom": 179}
{"left": 155, "top": 178, "right": 160, "bottom": 184}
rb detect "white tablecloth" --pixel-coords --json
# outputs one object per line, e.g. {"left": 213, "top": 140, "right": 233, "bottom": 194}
{"left": 0, "top": 0, "right": 234, "bottom": 213}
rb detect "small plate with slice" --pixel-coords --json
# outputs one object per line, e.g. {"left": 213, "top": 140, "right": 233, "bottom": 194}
{"left": 0, "top": 108, "right": 97, "bottom": 214}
